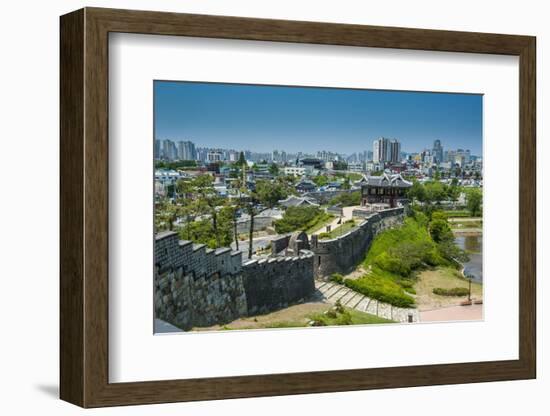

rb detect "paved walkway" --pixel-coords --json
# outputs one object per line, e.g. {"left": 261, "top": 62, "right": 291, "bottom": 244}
{"left": 448, "top": 217, "right": 481, "bottom": 222}
{"left": 315, "top": 280, "right": 419, "bottom": 323}
{"left": 419, "top": 304, "right": 483, "bottom": 322}
{"left": 154, "top": 318, "right": 182, "bottom": 333}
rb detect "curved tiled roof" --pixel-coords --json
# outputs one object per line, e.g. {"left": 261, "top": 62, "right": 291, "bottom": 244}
{"left": 357, "top": 173, "right": 412, "bottom": 188}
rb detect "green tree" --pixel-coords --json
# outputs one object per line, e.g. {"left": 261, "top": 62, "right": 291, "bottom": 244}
{"left": 429, "top": 219, "right": 453, "bottom": 243}
{"left": 224, "top": 199, "right": 241, "bottom": 251}
{"left": 407, "top": 181, "right": 427, "bottom": 204}
{"left": 190, "top": 174, "right": 224, "bottom": 247}
{"left": 437, "top": 240, "right": 470, "bottom": 263}
{"left": 269, "top": 163, "right": 279, "bottom": 176}
{"left": 431, "top": 210, "right": 447, "bottom": 222}
{"left": 447, "top": 184, "right": 461, "bottom": 202}
{"left": 274, "top": 206, "right": 323, "bottom": 234}
{"left": 466, "top": 188, "right": 483, "bottom": 216}
{"left": 237, "top": 151, "right": 246, "bottom": 167}
{"left": 313, "top": 174, "right": 329, "bottom": 187}
{"left": 254, "top": 179, "right": 290, "bottom": 208}
{"left": 341, "top": 176, "right": 351, "bottom": 190}
{"left": 424, "top": 181, "right": 446, "bottom": 204}
{"left": 155, "top": 198, "right": 179, "bottom": 232}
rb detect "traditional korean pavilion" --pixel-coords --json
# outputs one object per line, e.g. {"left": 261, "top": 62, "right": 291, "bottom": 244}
{"left": 357, "top": 173, "right": 412, "bottom": 208}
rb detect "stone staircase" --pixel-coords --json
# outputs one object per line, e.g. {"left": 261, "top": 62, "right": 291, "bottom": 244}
{"left": 315, "top": 280, "right": 419, "bottom": 323}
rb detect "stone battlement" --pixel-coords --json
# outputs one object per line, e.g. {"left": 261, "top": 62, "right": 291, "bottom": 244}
{"left": 242, "top": 250, "right": 315, "bottom": 315}
{"left": 155, "top": 231, "right": 242, "bottom": 278}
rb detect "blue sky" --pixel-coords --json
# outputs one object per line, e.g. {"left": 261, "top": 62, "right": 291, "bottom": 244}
{"left": 154, "top": 81, "right": 482, "bottom": 155}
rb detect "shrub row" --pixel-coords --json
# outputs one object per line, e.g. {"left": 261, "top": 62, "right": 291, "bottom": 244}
{"left": 432, "top": 287, "right": 470, "bottom": 296}
{"left": 330, "top": 273, "right": 344, "bottom": 284}
{"left": 345, "top": 275, "right": 415, "bottom": 308}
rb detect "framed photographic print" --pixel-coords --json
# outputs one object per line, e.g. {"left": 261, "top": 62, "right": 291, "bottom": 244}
{"left": 60, "top": 7, "right": 536, "bottom": 408}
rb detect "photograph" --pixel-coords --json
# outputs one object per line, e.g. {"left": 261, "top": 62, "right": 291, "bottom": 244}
{"left": 153, "top": 81, "right": 484, "bottom": 333}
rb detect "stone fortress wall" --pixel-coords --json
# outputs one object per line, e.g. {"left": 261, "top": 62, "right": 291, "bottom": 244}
{"left": 242, "top": 252, "right": 315, "bottom": 315}
{"left": 154, "top": 207, "right": 404, "bottom": 330}
{"left": 154, "top": 231, "right": 246, "bottom": 330}
{"left": 154, "top": 231, "right": 314, "bottom": 330}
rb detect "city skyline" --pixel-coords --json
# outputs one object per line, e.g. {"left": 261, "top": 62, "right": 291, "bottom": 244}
{"left": 154, "top": 81, "right": 483, "bottom": 155}
{"left": 155, "top": 137, "right": 479, "bottom": 164}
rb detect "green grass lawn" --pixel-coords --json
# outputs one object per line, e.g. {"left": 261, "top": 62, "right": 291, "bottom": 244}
{"left": 319, "top": 220, "right": 356, "bottom": 239}
{"left": 309, "top": 307, "right": 395, "bottom": 326}
{"left": 216, "top": 305, "right": 394, "bottom": 330}
{"left": 305, "top": 212, "right": 334, "bottom": 234}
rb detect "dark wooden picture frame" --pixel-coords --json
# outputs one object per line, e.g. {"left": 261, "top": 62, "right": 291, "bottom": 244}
{"left": 60, "top": 7, "right": 536, "bottom": 408}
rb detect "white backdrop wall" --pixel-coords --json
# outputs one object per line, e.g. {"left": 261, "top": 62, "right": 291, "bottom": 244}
{"left": 0, "top": 0, "right": 546, "bottom": 415}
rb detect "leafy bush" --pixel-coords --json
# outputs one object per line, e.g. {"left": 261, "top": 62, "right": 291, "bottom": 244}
{"left": 325, "top": 309, "right": 337, "bottom": 319}
{"left": 397, "top": 279, "right": 415, "bottom": 289}
{"left": 373, "top": 251, "right": 411, "bottom": 276}
{"left": 309, "top": 305, "right": 394, "bottom": 326}
{"left": 345, "top": 275, "right": 415, "bottom": 308}
{"left": 330, "top": 273, "right": 344, "bottom": 284}
{"left": 437, "top": 240, "right": 470, "bottom": 263}
{"left": 319, "top": 232, "right": 332, "bottom": 239}
{"left": 372, "top": 240, "right": 439, "bottom": 276}
{"left": 432, "top": 287, "right": 470, "bottom": 296}
{"left": 429, "top": 219, "right": 453, "bottom": 243}
{"left": 431, "top": 211, "right": 448, "bottom": 221}
{"left": 398, "top": 279, "right": 417, "bottom": 293}
{"left": 335, "top": 310, "right": 353, "bottom": 325}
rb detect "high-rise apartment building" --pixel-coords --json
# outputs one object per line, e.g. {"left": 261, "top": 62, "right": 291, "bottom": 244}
{"left": 432, "top": 139, "right": 444, "bottom": 163}
{"left": 158, "top": 139, "right": 177, "bottom": 160}
{"left": 176, "top": 140, "right": 197, "bottom": 161}
{"left": 390, "top": 140, "right": 401, "bottom": 163}
{"left": 373, "top": 137, "right": 401, "bottom": 164}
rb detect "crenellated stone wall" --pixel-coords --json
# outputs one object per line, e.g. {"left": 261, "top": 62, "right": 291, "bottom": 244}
{"left": 242, "top": 251, "right": 315, "bottom": 315}
{"left": 154, "top": 231, "right": 316, "bottom": 330}
{"left": 154, "top": 232, "right": 246, "bottom": 330}
{"left": 310, "top": 207, "right": 405, "bottom": 278}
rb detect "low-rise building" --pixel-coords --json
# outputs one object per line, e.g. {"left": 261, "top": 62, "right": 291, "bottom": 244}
{"left": 295, "top": 179, "right": 317, "bottom": 193}
{"left": 283, "top": 166, "right": 314, "bottom": 177}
